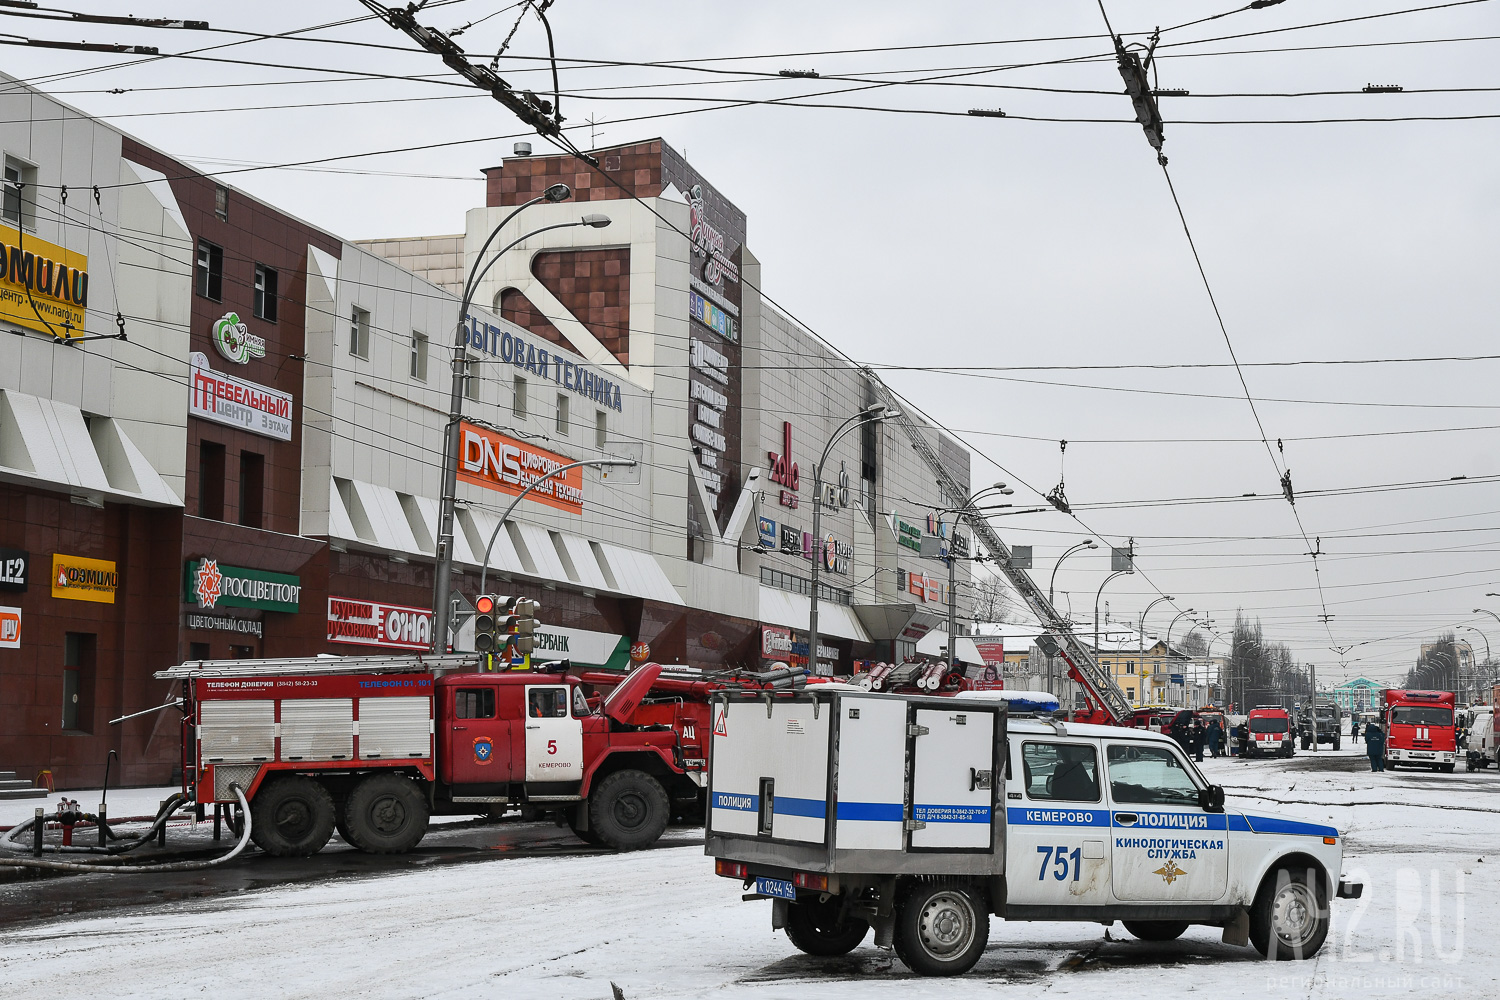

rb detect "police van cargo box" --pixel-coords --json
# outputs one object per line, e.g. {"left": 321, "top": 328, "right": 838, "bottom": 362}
{"left": 706, "top": 688, "right": 1006, "bottom": 876}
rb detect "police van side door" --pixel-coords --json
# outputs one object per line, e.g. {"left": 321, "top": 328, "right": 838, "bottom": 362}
{"left": 1004, "top": 734, "right": 1112, "bottom": 906}
{"left": 1105, "top": 740, "right": 1228, "bottom": 902}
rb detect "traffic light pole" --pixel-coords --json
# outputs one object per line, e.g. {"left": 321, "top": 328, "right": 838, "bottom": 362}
{"left": 476, "top": 457, "right": 638, "bottom": 596}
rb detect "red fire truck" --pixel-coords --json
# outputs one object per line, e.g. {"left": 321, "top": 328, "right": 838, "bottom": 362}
{"left": 159, "top": 654, "right": 717, "bottom": 857}
{"left": 1383, "top": 689, "right": 1457, "bottom": 772}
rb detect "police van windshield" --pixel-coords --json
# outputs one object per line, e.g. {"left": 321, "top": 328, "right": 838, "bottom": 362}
{"left": 1249, "top": 718, "right": 1287, "bottom": 733}
{"left": 1390, "top": 706, "right": 1452, "bottom": 727}
{"left": 1105, "top": 744, "right": 1202, "bottom": 805}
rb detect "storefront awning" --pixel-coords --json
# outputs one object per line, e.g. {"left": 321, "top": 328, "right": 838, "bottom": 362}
{"left": 327, "top": 476, "right": 683, "bottom": 606}
{"left": 758, "top": 587, "right": 872, "bottom": 644}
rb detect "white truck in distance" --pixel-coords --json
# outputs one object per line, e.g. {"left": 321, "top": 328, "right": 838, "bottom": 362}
{"left": 705, "top": 687, "right": 1363, "bottom": 977}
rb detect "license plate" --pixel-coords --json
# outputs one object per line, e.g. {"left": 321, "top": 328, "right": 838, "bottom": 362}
{"left": 755, "top": 877, "right": 796, "bottom": 900}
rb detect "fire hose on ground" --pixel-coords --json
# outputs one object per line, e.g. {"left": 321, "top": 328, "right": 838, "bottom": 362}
{"left": 0, "top": 785, "right": 252, "bottom": 873}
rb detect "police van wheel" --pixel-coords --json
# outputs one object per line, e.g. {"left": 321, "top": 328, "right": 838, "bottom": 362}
{"left": 249, "top": 776, "right": 336, "bottom": 857}
{"left": 1122, "top": 920, "right": 1189, "bottom": 942}
{"left": 893, "top": 882, "right": 989, "bottom": 976}
{"left": 344, "top": 774, "right": 430, "bottom": 854}
{"left": 1249, "top": 867, "right": 1329, "bottom": 960}
{"left": 784, "top": 896, "right": 869, "bottom": 956}
{"left": 589, "top": 769, "right": 669, "bottom": 851}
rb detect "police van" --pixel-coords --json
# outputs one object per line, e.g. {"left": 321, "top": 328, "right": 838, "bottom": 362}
{"left": 705, "top": 686, "right": 1362, "bottom": 976}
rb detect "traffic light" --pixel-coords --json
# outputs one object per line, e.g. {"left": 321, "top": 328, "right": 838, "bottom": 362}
{"left": 474, "top": 595, "right": 500, "bottom": 653}
{"left": 500, "top": 597, "right": 541, "bottom": 659}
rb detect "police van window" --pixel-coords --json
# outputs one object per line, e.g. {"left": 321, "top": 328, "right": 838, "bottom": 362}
{"left": 1021, "top": 742, "right": 1100, "bottom": 802}
{"left": 1106, "top": 744, "right": 1202, "bottom": 805}
{"left": 455, "top": 688, "right": 495, "bottom": 719}
{"left": 528, "top": 687, "right": 568, "bottom": 719}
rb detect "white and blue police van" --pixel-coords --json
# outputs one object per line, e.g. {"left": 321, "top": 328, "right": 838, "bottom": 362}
{"left": 705, "top": 686, "right": 1362, "bottom": 976}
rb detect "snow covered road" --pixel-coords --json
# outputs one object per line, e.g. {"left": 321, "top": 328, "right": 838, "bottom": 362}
{"left": 0, "top": 748, "right": 1493, "bottom": 1000}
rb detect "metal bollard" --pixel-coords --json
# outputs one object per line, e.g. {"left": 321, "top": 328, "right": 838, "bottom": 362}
{"left": 32, "top": 807, "right": 43, "bottom": 857}
{"left": 97, "top": 801, "right": 108, "bottom": 847}
{"left": 212, "top": 802, "right": 222, "bottom": 842}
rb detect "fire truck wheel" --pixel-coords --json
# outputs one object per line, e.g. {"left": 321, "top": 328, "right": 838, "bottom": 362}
{"left": 1439, "top": 763, "right": 1455, "bottom": 773}
{"left": 344, "top": 774, "right": 430, "bottom": 854}
{"left": 1122, "top": 920, "right": 1189, "bottom": 942}
{"left": 893, "top": 882, "right": 989, "bottom": 976}
{"left": 1249, "top": 867, "right": 1329, "bottom": 960}
{"left": 588, "top": 769, "right": 669, "bottom": 851}
{"left": 249, "top": 776, "right": 336, "bottom": 857}
{"left": 784, "top": 896, "right": 869, "bottom": 956}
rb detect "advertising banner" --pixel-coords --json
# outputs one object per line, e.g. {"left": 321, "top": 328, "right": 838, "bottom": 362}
{"left": 0, "top": 547, "right": 27, "bottom": 592}
{"left": 185, "top": 559, "right": 301, "bottom": 612}
{"left": 972, "top": 640, "right": 1005, "bottom": 666}
{"left": 188, "top": 352, "right": 293, "bottom": 441}
{"left": 52, "top": 554, "right": 117, "bottom": 603}
{"left": 457, "top": 421, "right": 583, "bottom": 514}
{"left": 0, "top": 222, "right": 88, "bottom": 339}
{"left": 327, "top": 597, "right": 433, "bottom": 651}
{"left": 0, "top": 605, "right": 19, "bottom": 649}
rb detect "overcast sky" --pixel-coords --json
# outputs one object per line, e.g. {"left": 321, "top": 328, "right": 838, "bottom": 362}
{"left": 6, "top": 1, "right": 1498, "bottom": 683}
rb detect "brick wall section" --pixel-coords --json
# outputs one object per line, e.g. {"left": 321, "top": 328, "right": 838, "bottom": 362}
{"left": 528, "top": 248, "right": 631, "bottom": 366}
{"left": 497, "top": 287, "right": 570, "bottom": 352}
{"left": 485, "top": 140, "right": 664, "bottom": 206}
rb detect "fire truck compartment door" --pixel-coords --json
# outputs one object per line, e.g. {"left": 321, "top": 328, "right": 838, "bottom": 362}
{"left": 524, "top": 685, "right": 583, "bottom": 782}
{"left": 708, "top": 698, "right": 830, "bottom": 844}
{"left": 834, "top": 695, "right": 907, "bottom": 851}
{"left": 909, "top": 707, "right": 996, "bottom": 850}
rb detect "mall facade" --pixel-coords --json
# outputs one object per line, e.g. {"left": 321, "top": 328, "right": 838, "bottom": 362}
{"left": 0, "top": 76, "right": 975, "bottom": 788}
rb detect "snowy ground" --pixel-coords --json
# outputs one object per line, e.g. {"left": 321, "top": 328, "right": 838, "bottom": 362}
{"left": 0, "top": 746, "right": 1493, "bottom": 1000}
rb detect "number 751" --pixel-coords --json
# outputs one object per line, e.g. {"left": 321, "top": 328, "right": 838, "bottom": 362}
{"left": 1037, "top": 845, "right": 1081, "bottom": 881}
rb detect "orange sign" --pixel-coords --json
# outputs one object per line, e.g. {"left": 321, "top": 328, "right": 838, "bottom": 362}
{"left": 629, "top": 641, "right": 650, "bottom": 663}
{"left": 457, "top": 422, "right": 584, "bottom": 513}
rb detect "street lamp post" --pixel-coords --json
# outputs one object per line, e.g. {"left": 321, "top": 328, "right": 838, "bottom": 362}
{"left": 936, "top": 482, "right": 1013, "bottom": 665}
{"left": 807, "top": 404, "right": 896, "bottom": 676}
{"left": 429, "top": 191, "right": 612, "bottom": 651}
{"left": 1093, "top": 570, "right": 1131, "bottom": 657}
{"left": 1045, "top": 539, "right": 1097, "bottom": 698}
{"left": 1134, "top": 596, "right": 1173, "bottom": 708}
{"left": 1049, "top": 539, "right": 1097, "bottom": 609}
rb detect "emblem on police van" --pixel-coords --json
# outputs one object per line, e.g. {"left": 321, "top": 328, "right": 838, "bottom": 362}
{"left": 1153, "top": 860, "right": 1186, "bottom": 885}
{"left": 473, "top": 736, "right": 494, "bottom": 764}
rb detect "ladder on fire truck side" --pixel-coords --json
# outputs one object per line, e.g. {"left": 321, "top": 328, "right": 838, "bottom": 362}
{"left": 870, "top": 377, "right": 1133, "bottom": 724}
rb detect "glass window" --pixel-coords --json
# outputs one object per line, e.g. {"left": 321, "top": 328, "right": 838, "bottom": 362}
{"left": 1106, "top": 743, "right": 1202, "bottom": 805}
{"left": 556, "top": 394, "right": 569, "bottom": 435}
{"left": 463, "top": 360, "right": 479, "bottom": 401}
{"left": 1021, "top": 741, "right": 1100, "bottom": 802}
{"left": 513, "top": 375, "right": 528, "bottom": 419}
{"left": 455, "top": 688, "right": 496, "bottom": 719}
{"left": 1390, "top": 706, "right": 1452, "bottom": 727}
{"left": 215, "top": 185, "right": 229, "bottom": 220}
{"left": 195, "top": 240, "right": 223, "bottom": 301}
{"left": 349, "top": 307, "right": 370, "bottom": 359}
{"left": 2, "top": 157, "right": 35, "bottom": 228}
{"left": 253, "top": 265, "right": 278, "bottom": 321}
{"left": 528, "top": 687, "right": 567, "bottom": 719}
{"left": 410, "top": 332, "right": 428, "bottom": 381}
{"left": 1249, "top": 717, "right": 1287, "bottom": 733}
{"left": 595, "top": 410, "right": 607, "bottom": 448}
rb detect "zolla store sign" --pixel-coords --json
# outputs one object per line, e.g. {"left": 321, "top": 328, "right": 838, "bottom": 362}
{"left": 184, "top": 558, "right": 301, "bottom": 612}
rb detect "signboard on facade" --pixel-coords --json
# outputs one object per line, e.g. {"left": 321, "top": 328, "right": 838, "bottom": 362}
{"left": 757, "top": 516, "right": 776, "bottom": 548}
{"left": 327, "top": 597, "right": 432, "bottom": 650}
{"left": 908, "top": 571, "right": 928, "bottom": 602}
{"left": 458, "top": 421, "right": 583, "bottom": 514}
{"left": 531, "top": 624, "right": 628, "bottom": 667}
{"left": 0, "top": 222, "right": 88, "bottom": 339}
{"left": 211, "top": 312, "right": 266, "bottom": 364}
{"left": 52, "top": 554, "right": 117, "bottom": 603}
{"left": 891, "top": 511, "right": 923, "bottom": 554}
{"left": 0, "top": 547, "right": 27, "bottom": 592}
{"left": 0, "top": 605, "right": 19, "bottom": 649}
{"left": 466, "top": 314, "right": 624, "bottom": 413}
{"left": 972, "top": 640, "right": 1005, "bottom": 666}
{"left": 761, "top": 625, "right": 792, "bottom": 658}
{"left": 185, "top": 559, "right": 300, "bottom": 612}
{"left": 188, "top": 352, "right": 293, "bottom": 441}
{"left": 186, "top": 613, "right": 263, "bottom": 639}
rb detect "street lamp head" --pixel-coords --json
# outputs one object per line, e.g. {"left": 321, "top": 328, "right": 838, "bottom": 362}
{"left": 861, "top": 403, "right": 890, "bottom": 419}
{"left": 1085, "top": 540, "right": 1098, "bottom": 549}
{"left": 544, "top": 183, "right": 572, "bottom": 203}
{"left": 580, "top": 213, "right": 612, "bottom": 228}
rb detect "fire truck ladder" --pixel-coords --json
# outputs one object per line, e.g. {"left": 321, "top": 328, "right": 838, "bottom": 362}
{"left": 155, "top": 653, "right": 483, "bottom": 681}
{"left": 869, "top": 376, "right": 1133, "bottom": 724}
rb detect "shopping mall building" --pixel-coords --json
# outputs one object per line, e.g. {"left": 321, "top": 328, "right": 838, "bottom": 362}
{"left": 0, "top": 74, "right": 975, "bottom": 788}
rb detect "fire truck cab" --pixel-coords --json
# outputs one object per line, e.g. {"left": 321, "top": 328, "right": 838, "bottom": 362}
{"left": 1383, "top": 689, "right": 1457, "bottom": 772}
{"left": 1244, "top": 707, "right": 1295, "bottom": 758}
